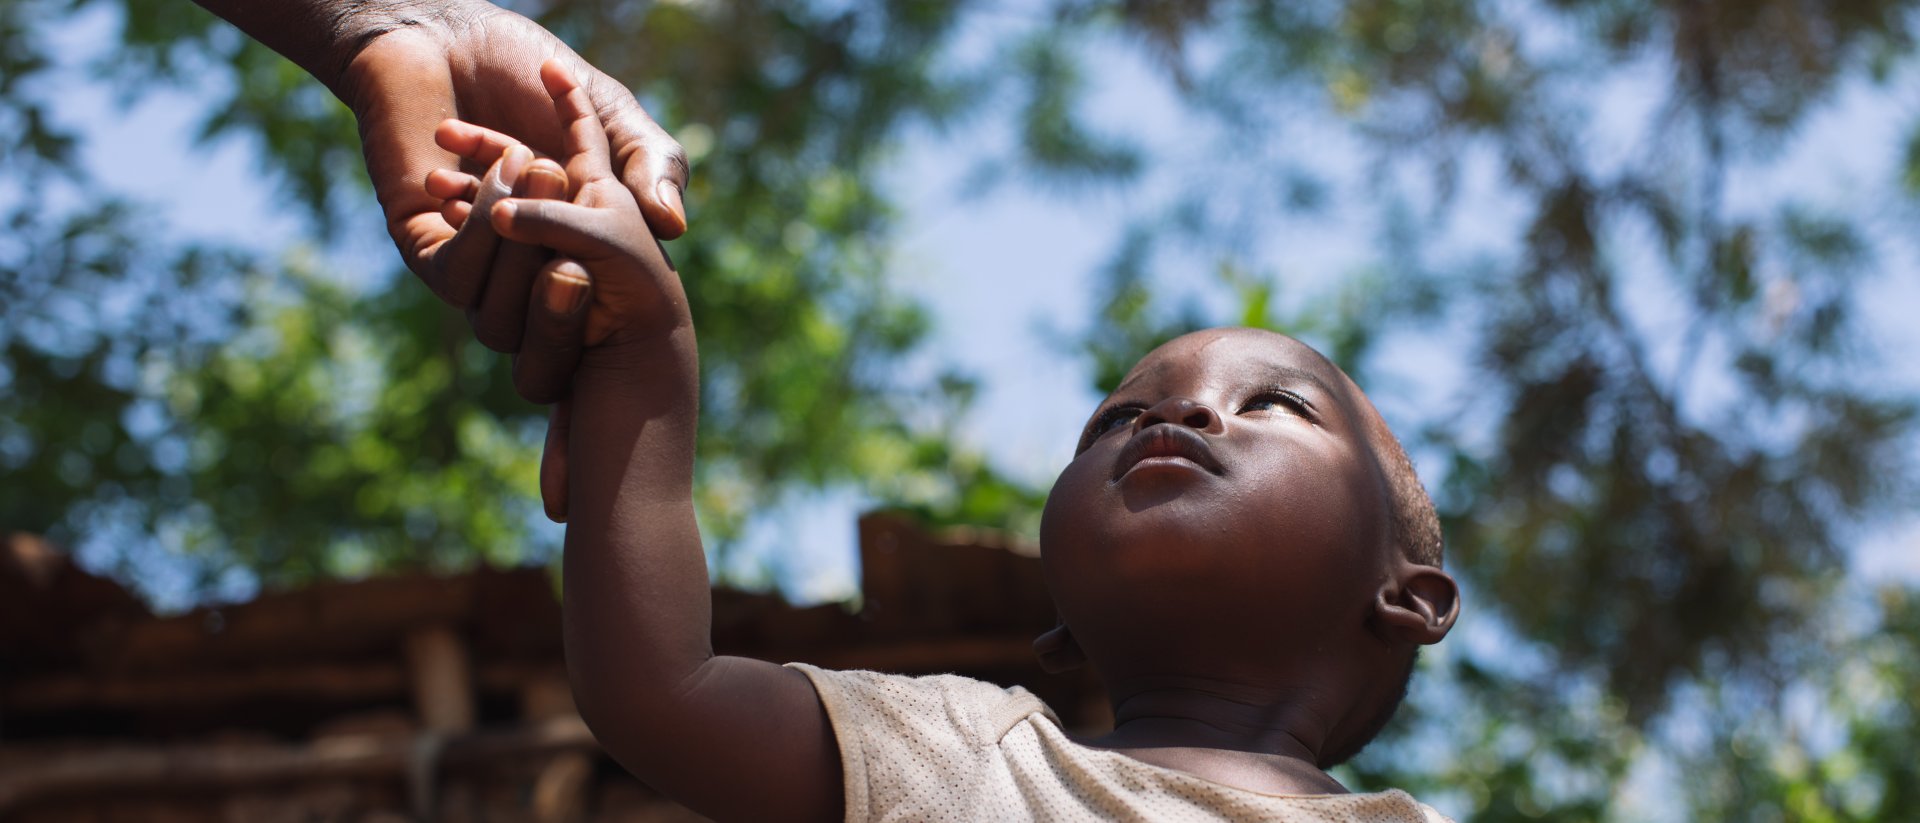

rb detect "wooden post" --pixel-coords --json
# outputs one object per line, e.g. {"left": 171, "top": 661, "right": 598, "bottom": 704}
{"left": 403, "top": 625, "right": 474, "bottom": 733}
{"left": 531, "top": 752, "right": 594, "bottom": 823}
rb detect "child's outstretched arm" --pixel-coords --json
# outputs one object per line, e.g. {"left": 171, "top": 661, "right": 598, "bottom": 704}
{"left": 449, "top": 62, "right": 843, "bottom": 821}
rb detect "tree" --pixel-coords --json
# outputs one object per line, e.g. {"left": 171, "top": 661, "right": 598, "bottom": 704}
{"left": 4, "top": 0, "right": 1917, "bottom": 818}
{"left": 3, "top": 0, "right": 1032, "bottom": 601}
{"left": 1031, "top": 1, "right": 1920, "bottom": 818}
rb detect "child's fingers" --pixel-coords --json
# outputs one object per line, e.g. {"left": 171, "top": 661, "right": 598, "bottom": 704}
{"left": 515, "top": 260, "right": 592, "bottom": 406}
{"left": 468, "top": 163, "right": 571, "bottom": 352}
{"left": 424, "top": 145, "right": 531, "bottom": 308}
{"left": 539, "top": 59, "right": 615, "bottom": 184}
{"left": 426, "top": 168, "right": 481, "bottom": 201}
{"left": 491, "top": 197, "right": 625, "bottom": 261}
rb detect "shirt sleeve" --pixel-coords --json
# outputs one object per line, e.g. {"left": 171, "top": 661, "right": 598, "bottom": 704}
{"left": 786, "top": 664, "right": 1053, "bottom": 823}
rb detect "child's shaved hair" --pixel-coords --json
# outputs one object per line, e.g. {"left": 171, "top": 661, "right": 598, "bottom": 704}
{"left": 1375, "top": 419, "right": 1444, "bottom": 567}
{"left": 1315, "top": 344, "right": 1443, "bottom": 569}
{"left": 1324, "top": 358, "right": 1445, "bottom": 766}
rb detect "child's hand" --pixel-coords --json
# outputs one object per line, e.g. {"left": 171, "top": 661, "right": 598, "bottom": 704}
{"left": 424, "top": 141, "right": 573, "bottom": 349}
{"left": 424, "top": 110, "right": 590, "bottom": 525}
{"left": 441, "top": 60, "right": 684, "bottom": 350}
{"left": 426, "top": 129, "right": 592, "bottom": 407}
{"left": 434, "top": 65, "right": 839, "bottom": 823}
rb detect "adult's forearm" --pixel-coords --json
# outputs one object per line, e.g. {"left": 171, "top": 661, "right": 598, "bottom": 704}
{"left": 559, "top": 319, "right": 714, "bottom": 749}
{"left": 190, "top": 0, "right": 487, "bottom": 94}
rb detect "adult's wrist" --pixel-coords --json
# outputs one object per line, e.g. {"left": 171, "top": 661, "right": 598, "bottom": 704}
{"left": 328, "top": 0, "right": 503, "bottom": 102}
{"left": 194, "top": 0, "right": 497, "bottom": 100}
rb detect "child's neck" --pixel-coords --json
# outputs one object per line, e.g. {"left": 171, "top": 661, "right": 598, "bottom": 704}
{"left": 1076, "top": 675, "right": 1349, "bottom": 796}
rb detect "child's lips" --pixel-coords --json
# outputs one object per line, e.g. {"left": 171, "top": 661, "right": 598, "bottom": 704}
{"left": 1110, "top": 426, "right": 1226, "bottom": 481}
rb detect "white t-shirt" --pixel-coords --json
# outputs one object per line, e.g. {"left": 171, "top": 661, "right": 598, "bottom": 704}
{"left": 789, "top": 664, "right": 1454, "bottom": 823}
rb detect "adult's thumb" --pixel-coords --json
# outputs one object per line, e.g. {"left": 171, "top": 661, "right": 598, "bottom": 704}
{"left": 592, "top": 75, "right": 691, "bottom": 240}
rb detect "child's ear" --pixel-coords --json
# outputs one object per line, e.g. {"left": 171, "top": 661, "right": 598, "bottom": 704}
{"left": 1033, "top": 622, "right": 1087, "bottom": 673}
{"left": 1372, "top": 561, "right": 1460, "bottom": 646}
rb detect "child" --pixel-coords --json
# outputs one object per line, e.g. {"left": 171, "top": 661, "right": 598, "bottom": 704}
{"left": 431, "top": 60, "right": 1462, "bottom": 823}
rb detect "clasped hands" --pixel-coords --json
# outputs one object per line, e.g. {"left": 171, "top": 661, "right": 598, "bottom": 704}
{"left": 341, "top": 6, "right": 686, "bottom": 521}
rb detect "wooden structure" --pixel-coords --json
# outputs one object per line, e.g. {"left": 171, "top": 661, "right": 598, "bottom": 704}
{"left": 0, "top": 515, "right": 1107, "bottom": 822}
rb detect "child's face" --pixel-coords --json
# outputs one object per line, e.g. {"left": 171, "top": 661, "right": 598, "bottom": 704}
{"left": 1040, "top": 328, "right": 1396, "bottom": 683}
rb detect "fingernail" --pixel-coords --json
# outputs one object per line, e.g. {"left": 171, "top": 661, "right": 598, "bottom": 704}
{"left": 656, "top": 181, "right": 687, "bottom": 230}
{"left": 492, "top": 201, "right": 517, "bottom": 225}
{"left": 500, "top": 145, "right": 531, "bottom": 188}
{"left": 546, "top": 269, "right": 590, "bottom": 314}
{"left": 525, "top": 167, "right": 567, "bottom": 199}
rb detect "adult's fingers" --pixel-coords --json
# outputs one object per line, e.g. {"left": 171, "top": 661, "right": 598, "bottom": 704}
{"left": 514, "top": 259, "right": 592, "bottom": 405}
{"left": 442, "top": 199, "right": 472, "bottom": 230}
{"left": 541, "top": 60, "right": 616, "bottom": 184}
{"left": 424, "top": 168, "right": 479, "bottom": 201}
{"left": 581, "top": 62, "right": 691, "bottom": 240}
{"left": 433, "top": 119, "right": 528, "bottom": 171}
{"left": 468, "top": 159, "right": 568, "bottom": 352}
{"left": 540, "top": 399, "right": 572, "bottom": 523}
{"left": 428, "top": 169, "right": 479, "bottom": 229}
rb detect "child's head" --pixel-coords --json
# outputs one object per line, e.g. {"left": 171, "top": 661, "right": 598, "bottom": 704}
{"left": 1037, "top": 327, "right": 1459, "bottom": 765}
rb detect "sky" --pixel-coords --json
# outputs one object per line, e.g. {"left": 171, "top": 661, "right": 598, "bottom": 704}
{"left": 19, "top": 7, "right": 1919, "bottom": 819}
{"left": 877, "top": 23, "right": 1920, "bottom": 595}
{"left": 29, "top": 2, "right": 1920, "bottom": 610}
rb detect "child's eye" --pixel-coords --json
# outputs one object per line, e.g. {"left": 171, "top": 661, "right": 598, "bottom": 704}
{"left": 1093, "top": 406, "right": 1142, "bottom": 435}
{"left": 1077, "top": 405, "right": 1142, "bottom": 453}
{"left": 1241, "top": 390, "right": 1311, "bottom": 416}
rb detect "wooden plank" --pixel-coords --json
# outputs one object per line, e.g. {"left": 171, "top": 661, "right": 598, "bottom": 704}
{"left": 0, "top": 717, "right": 595, "bottom": 812}
{"left": 2, "top": 634, "right": 1041, "bottom": 716}
{"left": 2, "top": 663, "right": 411, "bottom": 710}
{"left": 856, "top": 514, "right": 1054, "bottom": 639}
{"left": 4, "top": 660, "right": 562, "bottom": 712}
{"left": 99, "top": 573, "right": 482, "bottom": 671}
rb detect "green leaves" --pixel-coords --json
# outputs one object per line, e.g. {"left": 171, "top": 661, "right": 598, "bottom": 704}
{"left": 7, "top": 1, "right": 1919, "bottom": 817}
{"left": 1037, "top": 0, "right": 1919, "bottom": 817}
{"left": 0, "top": 0, "right": 80, "bottom": 179}
{"left": 7, "top": 0, "right": 1039, "bottom": 601}
{"left": 1010, "top": 33, "right": 1142, "bottom": 186}
{"left": 1, "top": 197, "right": 554, "bottom": 591}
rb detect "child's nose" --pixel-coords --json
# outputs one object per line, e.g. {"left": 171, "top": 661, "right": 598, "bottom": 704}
{"left": 1137, "top": 396, "right": 1222, "bottom": 433}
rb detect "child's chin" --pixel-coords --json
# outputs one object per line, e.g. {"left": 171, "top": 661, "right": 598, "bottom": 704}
{"left": 1075, "top": 516, "right": 1247, "bottom": 579}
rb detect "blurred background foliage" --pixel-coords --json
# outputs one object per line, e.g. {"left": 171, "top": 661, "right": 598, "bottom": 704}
{"left": 3, "top": 0, "right": 1918, "bottom": 819}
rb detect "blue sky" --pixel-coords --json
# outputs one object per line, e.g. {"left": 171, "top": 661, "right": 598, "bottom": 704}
{"left": 33, "top": 3, "right": 1920, "bottom": 610}
{"left": 22, "top": 8, "right": 1920, "bottom": 818}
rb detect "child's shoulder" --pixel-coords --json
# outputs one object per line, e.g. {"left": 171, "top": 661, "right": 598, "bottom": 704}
{"left": 787, "top": 663, "right": 1057, "bottom": 744}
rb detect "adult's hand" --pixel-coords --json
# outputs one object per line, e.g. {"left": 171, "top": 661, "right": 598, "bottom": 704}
{"left": 194, "top": 0, "right": 686, "bottom": 358}
{"left": 340, "top": 9, "right": 687, "bottom": 523}
{"left": 194, "top": 0, "right": 690, "bottom": 520}
{"left": 343, "top": 6, "right": 687, "bottom": 335}
{"left": 422, "top": 139, "right": 597, "bottom": 523}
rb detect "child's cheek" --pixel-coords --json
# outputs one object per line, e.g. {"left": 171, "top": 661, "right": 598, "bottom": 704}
{"left": 1234, "top": 438, "right": 1390, "bottom": 603}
